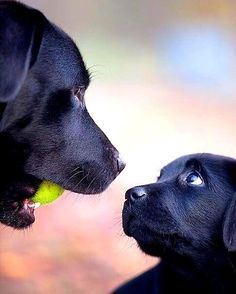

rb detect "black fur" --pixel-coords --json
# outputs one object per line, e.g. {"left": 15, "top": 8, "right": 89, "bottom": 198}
{"left": 0, "top": 1, "right": 125, "bottom": 229}
{"left": 0, "top": 1, "right": 44, "bottom": 102}
{"left": 114, "top": 154, "right": 236, "bottom": 294}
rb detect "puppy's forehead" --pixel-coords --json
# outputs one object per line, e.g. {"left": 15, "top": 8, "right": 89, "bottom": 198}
{"left": 161, "top": 153, "right": 236, "bottom": 177}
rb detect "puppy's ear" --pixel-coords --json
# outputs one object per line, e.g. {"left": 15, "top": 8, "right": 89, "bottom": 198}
{"left": 223, "top": 158, "right": 236, "bottom": 252}
{"left": 223, "top": 194, "right": 236, "bottom": 252}
{"left": 0, "top": 1, "right": 44, "bottom": 102}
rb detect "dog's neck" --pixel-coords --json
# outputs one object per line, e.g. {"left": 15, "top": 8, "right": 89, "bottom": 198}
{"left": 160, "top": 250, "right": 236, "bottom": 293}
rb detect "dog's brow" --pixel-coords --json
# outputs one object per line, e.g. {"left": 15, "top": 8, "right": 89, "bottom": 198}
{"left": 75, "top": 70, "right": 90, "bottom": 89}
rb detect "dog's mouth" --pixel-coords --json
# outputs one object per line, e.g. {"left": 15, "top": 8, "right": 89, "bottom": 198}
{"left": 0, "top": 199, "right": 38, "bottom": 230}
{"left": 0, "top": 176, "right": 43, "bottom": 229}
{"left": 0, "top": 158, "right": 122, "bottom": 230}
{"left": 17, "top": 198, "right": 41, "bottom": 214}
{"left": 0, "top": 168, "right": 110, "bottom": 229}
{"left": 12, "top": 199, "right": 41, "bottom": 228}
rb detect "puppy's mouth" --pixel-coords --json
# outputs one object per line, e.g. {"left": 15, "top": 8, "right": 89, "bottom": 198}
{"left": 122, "top": 201, "right": 178, "bottom": 241}
{"left": 122, "top": 202, "right": 150, "bottom": 238}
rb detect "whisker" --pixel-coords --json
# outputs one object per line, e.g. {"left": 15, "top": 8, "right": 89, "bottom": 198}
{"left": 72, "top": 171, "right": 90, "bottom": 192}
{"left": 62, "top": 168, "right": 83, "bottom": 187}
{"left": 84, "top": 175, "right": 99, "bottom": 194}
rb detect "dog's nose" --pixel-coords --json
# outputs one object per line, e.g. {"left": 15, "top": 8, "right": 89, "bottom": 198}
{"left": 113, "top": 151, "right": 125, "bottom": 174}
{"left": 116, "top": 155, "right": 126, "bottom": 174}
{"left": 125, "top": 187, "right": 147, "bottom": 202}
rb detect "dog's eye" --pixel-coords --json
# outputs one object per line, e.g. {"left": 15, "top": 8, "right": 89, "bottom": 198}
{"left": 73, "top": 87, "right": 85, "bottom": 102}
{"left": 185, "top": 171, "right": 203, "bottom": 186}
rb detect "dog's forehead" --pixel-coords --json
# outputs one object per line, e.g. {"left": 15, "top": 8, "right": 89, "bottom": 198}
{"left": 34, "top": 19, "right": 90, "bottom": 88}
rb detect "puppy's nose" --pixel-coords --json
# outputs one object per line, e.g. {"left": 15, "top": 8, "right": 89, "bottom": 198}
{"left": 125, "top": 187, "right": 147, "bottom": 202}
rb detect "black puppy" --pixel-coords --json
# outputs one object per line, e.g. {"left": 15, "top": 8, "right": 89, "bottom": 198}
{"left": 114, "top": 153, "right": 236, "bottom": 294}
{"left": 0, "top": 1, "right": 125, "bottom": 229}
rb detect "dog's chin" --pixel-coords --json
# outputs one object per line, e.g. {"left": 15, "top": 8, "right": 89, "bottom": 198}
{"left": 63, "top": 174, "right": 115, "bottom": 195}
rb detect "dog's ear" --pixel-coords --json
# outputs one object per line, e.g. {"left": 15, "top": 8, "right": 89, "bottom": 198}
{"left": 0, "top": 1, "right": 44, "bottom": 102}
{"left": 223, "top": 194, "right": 236, "bottom": 252}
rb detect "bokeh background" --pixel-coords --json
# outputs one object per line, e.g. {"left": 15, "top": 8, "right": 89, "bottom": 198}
{"left": 1, "top": 0, "right": 236, "bottom": 293}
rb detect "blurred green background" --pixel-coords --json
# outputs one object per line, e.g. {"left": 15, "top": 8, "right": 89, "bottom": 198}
{"left": 1, "top": 0, "right": 236, "bottom": 293}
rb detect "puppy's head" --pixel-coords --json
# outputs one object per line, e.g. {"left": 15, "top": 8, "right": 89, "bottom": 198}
{"left": 123, "top": 154, "right": 236, "bottom": 257}
{"left": 0, "top": 2, "right": 125, "bottom": 229}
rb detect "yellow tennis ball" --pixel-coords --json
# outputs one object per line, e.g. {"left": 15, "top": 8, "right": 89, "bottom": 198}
{"left": 31, "top": 180, "right": 64, "bottom": 205}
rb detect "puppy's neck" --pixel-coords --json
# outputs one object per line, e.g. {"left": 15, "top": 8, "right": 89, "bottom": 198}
{"left": 161, "top": 250, "right": 236, "bottom": 293}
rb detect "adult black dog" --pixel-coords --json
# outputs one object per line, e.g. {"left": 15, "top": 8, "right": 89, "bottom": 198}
{"left": 0, "top": 1, "right": 125, "bottom": 229}
{"left": 114, "top": 153, "right": 236, "bottom": 294}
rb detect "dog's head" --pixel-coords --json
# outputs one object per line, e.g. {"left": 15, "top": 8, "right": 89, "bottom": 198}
{"left": 0, "top": 1, "right": 125, "bottom": 229}
{"left": 123, "top": 153, "right": 236, "bottom": 257}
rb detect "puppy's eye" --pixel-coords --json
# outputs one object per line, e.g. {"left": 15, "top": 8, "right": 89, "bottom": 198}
{"left": 73, "top": 87, "right": 85, "bottom": 102}
{"left": 185, "top": 171, "right": 203, "bottom": 186}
